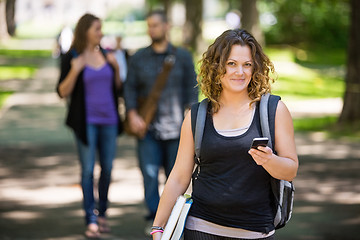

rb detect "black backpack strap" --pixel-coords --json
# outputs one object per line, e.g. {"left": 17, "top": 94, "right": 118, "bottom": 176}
{"left": 190, "top": 98, "right": 209, "bottom": 165}
{"left": 190, "top": 103, "right": 200, "bottom": 140}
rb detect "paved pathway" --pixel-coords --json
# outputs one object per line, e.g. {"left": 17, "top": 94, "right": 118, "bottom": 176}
{"left": 0, "top": 58, "right": 359, "bottom": 240}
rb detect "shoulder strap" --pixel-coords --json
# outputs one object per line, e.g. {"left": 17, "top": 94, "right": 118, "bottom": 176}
{"left": 194, "top": 99, "right": 208, "bottom": 161}
{"left": 137, "top": 48, "right": 177, "bottom": 126}
{"left": 259, "top": 93, "right": 272, "bottom": 147}
{"left": 259, "top": 93, "right": 281, "bottom": 149}
{"left": 70, "top": 49, "right": 78, "bottom": 58}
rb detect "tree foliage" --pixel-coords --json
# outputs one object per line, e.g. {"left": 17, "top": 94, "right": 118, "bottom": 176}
{"left": 262, "top": 0, "right": 350, "bottom": 48}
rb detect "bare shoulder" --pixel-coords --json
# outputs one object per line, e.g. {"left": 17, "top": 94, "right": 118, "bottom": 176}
{"left": 275, "top": 100, "right": 294, "bottom": 132}
{"left": 183, "top": 109, "right": 192, "bottom": 129}
{"left": 276, "top": 100, "right": 292, "bottom": 118}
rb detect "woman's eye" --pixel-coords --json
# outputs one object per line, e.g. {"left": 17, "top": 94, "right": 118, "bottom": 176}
{"left": 227, "top": 62, "right": 236, "bottom": 66}
{"left": 245, "top": 63, "right": 252, "bottom": 67}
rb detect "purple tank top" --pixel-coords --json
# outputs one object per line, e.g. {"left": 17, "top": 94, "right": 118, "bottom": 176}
{"left": 83, "top": 63, "right": 118, "bottom": 125}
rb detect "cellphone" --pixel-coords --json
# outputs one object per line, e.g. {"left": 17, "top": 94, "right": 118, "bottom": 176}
{"left": 250, "top": 137, "right": 269, "bottom": 150}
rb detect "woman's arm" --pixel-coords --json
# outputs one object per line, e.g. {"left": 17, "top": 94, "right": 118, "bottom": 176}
{"left": 58, "top": 55, "right": 85, "bottom": 98}
{"left": 248, "top": 100, "right": 298, "bottom": 181}
{"left": 152, "top": 111, "right": 196, "bottom": 240}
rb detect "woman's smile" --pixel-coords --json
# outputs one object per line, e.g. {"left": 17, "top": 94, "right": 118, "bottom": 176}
{"left": 220, "top": 44, "right": 253, "bottom": 93}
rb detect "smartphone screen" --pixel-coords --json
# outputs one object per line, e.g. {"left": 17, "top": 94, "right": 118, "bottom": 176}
{"left": 250, "top": 137, "right": 269, "bottom": 150}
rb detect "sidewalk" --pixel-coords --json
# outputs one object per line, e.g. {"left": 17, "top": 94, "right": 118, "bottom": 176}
{"left": 0, "top": 59, "right": 147, "bottom": 240}
{"left": 0, "top": 58, "right": 360, "bottom": 240}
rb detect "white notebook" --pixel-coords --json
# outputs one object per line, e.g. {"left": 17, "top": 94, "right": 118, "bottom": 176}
{"left": 161, "top": 195, "right": 193, "bottom": 240}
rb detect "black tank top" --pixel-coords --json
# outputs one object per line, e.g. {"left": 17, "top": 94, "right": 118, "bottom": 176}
{"left": 189, "top": 102, "right": 275, "bottom": 234}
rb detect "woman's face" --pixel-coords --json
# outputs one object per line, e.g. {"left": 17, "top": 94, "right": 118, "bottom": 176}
{"left": 220, "top": 44, "right": 253, "bottom": 94}
{"left": 86, "top": 20, "right": 103, "bottom": 46}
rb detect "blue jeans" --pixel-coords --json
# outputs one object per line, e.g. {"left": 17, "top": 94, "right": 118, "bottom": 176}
{"left": 137, "top": 131, "right": 179, "bottom": 219}
{"left": 75, "top": 123, "right": 117, "bottom": 225}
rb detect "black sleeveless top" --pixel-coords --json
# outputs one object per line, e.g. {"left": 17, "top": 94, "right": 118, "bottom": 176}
{"left": 189, "top": 101, "right": 275, "bottom": 234}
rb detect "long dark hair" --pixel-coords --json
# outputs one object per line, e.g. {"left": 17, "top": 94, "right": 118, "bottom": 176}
{"left": 71, "top": 13, "right": 100, "bottom": 54}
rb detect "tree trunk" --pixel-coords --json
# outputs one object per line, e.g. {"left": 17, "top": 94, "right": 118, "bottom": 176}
{"left": 6, "top": 0, "right": 15, "bottom": 36}
{"left": 339, "top": 0, "right": 360, "bottom": 124}
{"left": 183, "top": 0, "right": 203, "bottom": 53}
{"left": 161, "top": 0, "right": 171, "bottom": 17}
{"left": 240, "top": 0, "right": 264, "bottom": 46}
{"left": 0, "top": 0, "right": 10, "bottom": 40}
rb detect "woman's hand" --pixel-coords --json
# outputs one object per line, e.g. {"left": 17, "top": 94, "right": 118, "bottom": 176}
{"left": 58, "top": 55, "right": 85, "bottom": 98}
{"left": 106, "top": 52, "right": 122, "bottom": 89}
{"left": 70, "top": 55, "right": 86, "bottom": 73}
{"left": 248, "top": 146, "right": 274, "bottom": 166}
{"left": 106, "top": 53, "right": 119, "bottom": 70}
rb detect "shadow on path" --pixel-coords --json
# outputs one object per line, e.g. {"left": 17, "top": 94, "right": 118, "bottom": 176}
{"left": 0, "top": 58, "right": 360, "bottom": 240}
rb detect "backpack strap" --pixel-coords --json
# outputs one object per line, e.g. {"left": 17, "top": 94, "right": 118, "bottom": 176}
{"left": 191, "top": 98, "right": 209, "bottom": 165}
{"left": 194, "top": 99, "right": 208, "bottom": 162}
{"left": 260, "top": 94, "right": 295, "bottom": 230}
{"left": 259, "top": 94, "right": 272, "bottom": 147}
{"left": 259, "top": 93, "right": 280, "bottom": 150}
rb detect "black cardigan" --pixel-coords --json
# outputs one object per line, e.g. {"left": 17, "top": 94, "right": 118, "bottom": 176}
{"left": 56, "top": 48, "right": 123, "bottom": 145}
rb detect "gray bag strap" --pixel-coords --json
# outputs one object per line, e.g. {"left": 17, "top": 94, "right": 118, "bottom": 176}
{"left": 194, "top": 99, "right": 208, "bottom": 162}
{"left": 259, "top": 93, "right": 272, "bottom": 148}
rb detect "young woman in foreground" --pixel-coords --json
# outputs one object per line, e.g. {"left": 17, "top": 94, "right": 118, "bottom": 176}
{"left": 151, "top": 29, "right": 298, "bottom": 240}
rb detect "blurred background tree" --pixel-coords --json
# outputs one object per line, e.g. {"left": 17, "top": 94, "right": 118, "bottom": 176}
{"left": 0, "top": 0, "right": 16, "bottom": 39}
{"left": 0, "top": 0, "right": 7, "bottom": 39}
{"left": 5, "top": 0, "right": 15, "bottom": 36}
{"left": 240, "top": 0, "right": 264, "bottom": 46}
{"left": 183, "top": 0, "right": 203, "bottom": 52}
{"left": 339, "top": 0, "right": 360, "bottom": 124}
{"left": 1, "top": 0, "right": 359, "bottom": 128}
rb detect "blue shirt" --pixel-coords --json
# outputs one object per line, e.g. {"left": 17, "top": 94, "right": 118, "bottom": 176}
{"left": 124, "top": 43, "right": 198, "bottom": 140}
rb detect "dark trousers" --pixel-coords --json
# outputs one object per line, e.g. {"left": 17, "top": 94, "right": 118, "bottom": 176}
{"left": 137, "top": 131, "right": 179, "bottom": 219}
{"left": 184, "top": 229, "right": 275, "bottom": 240}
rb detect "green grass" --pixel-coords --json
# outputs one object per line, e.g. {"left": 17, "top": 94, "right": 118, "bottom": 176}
{"left": 293, "top": 116, "right": 360, "bottom": 140}
{"left": 294, "top": 47, "right": 346, "bottom": 66}
{"left": 0, "top": 49, "right": 50, "bottom": 81}
{"left": 0, "top": 49, "right": 47, "bottom": 108}
{"left": 15, "top": 22, "right": 61, "bottom": 38}
{"left": 272, "top": 74, "right": 344, "bottom": 99}
{"left": 0, "top": 90, "right": 13, "bottom": 108}
{"left": 265, "top": 45, "right": 346, "bottom": 66}
{"left": 0, "top": 49, "right": 51, "bottom": 58}
{"left": 265, "top": 46, "right": 345, "bottom": 100}
{"left": 294, "top": 116, "right": 338, "bottom": 132}
{"left": 0, "top": 65, "right": 37, "bottom": 80}
{"left": 265, "top": 47, "right": 295, "bottom": 62}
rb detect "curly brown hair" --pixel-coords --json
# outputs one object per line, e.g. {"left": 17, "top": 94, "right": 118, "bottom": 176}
{"left": 71, "top": 13, "right": 100, "bottom": 54}
{"left": 198, "top": 29, "right": 275, "bottom": 113}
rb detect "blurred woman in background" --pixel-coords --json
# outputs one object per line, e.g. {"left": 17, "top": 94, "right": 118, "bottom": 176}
{"left": 56, "top": 13, "right": 123, "bottom": 238}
